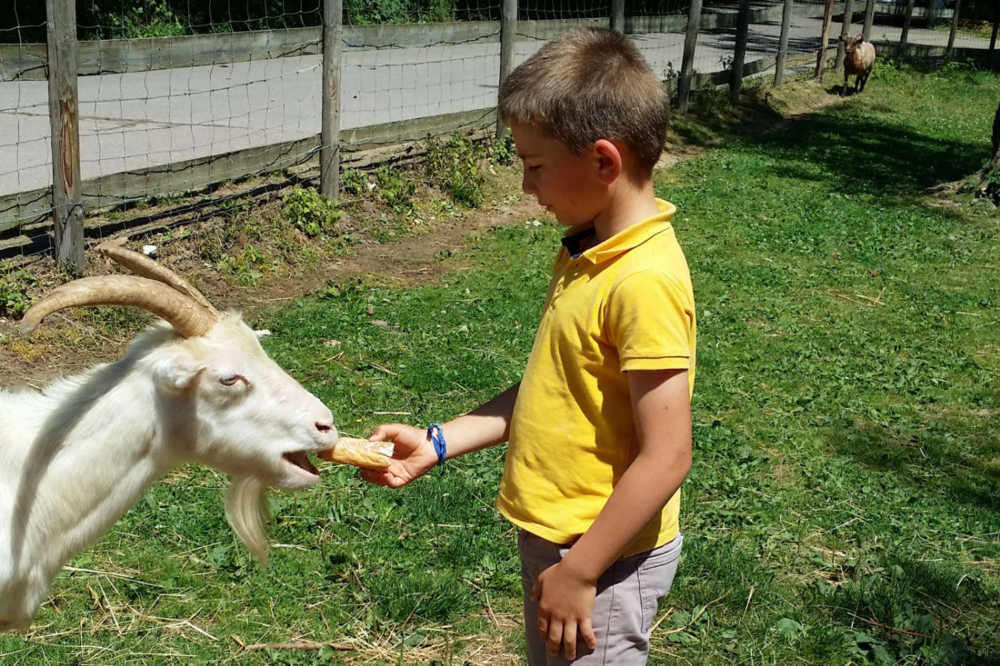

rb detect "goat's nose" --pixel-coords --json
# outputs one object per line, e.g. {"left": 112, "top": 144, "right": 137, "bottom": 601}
{"left": 315, "top": 421, "right": 338, "bottom": 442}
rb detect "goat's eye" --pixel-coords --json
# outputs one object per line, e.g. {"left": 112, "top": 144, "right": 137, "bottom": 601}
{"left": 220, "top": 375, "right": 244, "bottom": 387}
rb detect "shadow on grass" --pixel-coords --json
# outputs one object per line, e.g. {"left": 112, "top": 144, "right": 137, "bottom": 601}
{"left": 760, "top": 113, "right": 985, "bottom": 197}
{"left": 820, "top": 553, "right": 1000, "bottom": 665}
{"left": 826, "top": 413, "right": 1000, "bottom": 515}
{"left": 821, "top": 413, "right": 1000, "bottom": 661}
{"left": 815, "top": 412, "right": 1000, "bottom": 663}
{"left": 672, "top": 84, "right": 990, "bottom": 204}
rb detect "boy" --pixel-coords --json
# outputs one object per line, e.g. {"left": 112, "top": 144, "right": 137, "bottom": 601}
{"left": 361, "top": 27, "right": 695, "bottom": 665}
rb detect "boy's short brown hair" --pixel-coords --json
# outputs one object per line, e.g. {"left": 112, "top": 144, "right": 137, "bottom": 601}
{"left": 498, "top": 27, "right": 669, "bottom": 175}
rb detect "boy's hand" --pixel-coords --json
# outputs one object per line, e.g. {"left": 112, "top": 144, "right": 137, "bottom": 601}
{"left": 359, "top": 423, "right": 437, "bottom": 488}
{"left": 532, "top": 560, "right": 598, "bottom": 660}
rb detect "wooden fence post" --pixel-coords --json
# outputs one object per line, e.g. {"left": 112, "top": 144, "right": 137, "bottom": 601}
{"left": 815, "top": 0, "right": 835, "bottom": 79}
{"left": 835, "top": 0, "right": 855, "bottom": 71}
{"left": 678, "top": 0, "right": 702, "bottom": 114}
{"left": 946, "top": 0, "right": 962, "bottom": 59}
{"left": 45, "top": 0, "right": 83, "bottom": 272}
{"left": 774, "top": 0, "right": 794, "bottom": 86}
{"left": 862, "top": 0, "right": 875, "bottom": 42}
{"left": 320, "top": 0, "right": 342, "bottom": 202}
{"left": 610, "top": 0, "right": 625, "bottom": 34}
{"left": 729, "top": 0, "right": 750, "bottom": 104}
{"left": 899, "top": 0, "right": 915, "bottom": 52}
{"left": 497, "top": 0, "right": 517, "bottom": 140}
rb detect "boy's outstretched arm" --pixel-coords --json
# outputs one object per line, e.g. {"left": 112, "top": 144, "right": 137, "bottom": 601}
{"left": 360, "top": 382, "right": 520, "bottom": 488}
{"left": 532, "top": 368, "right": 692, "bottom": 660}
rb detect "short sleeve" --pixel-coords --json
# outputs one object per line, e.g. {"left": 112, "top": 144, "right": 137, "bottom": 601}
{"left": 606, "top": 270, "right": 694, "bottom": 372}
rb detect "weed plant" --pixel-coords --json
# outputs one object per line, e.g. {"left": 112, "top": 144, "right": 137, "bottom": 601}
{"left": 425, "top": 134, "right": 488, "bottom": 208}
{"left": 341, "top": 168, "right": 368, "bottom": 197}
{"left": 0, "top": 268, "right": 37, "bottom": 318}
{"left": 490, "top": 131, "right": 516, "bottom": 166}
{"left": 282, "top": 187, "right": 342, "bottom": 238}
{"left": 374, "top": 166, "right": 417, "bottom": 214}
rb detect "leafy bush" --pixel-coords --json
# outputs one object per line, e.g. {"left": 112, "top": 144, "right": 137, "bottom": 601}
{"left": 282, "top": 187, "right": 341, "bottom": 237}
{"left": 490, "top": 131, "right": 516, "bottom": 167}
{"left": 344, "top": 0, "right": 454, "bottom": 24}
{"left": 93, "top": 0, "right": 188, "bottom": 39}
{"left": 217, "top": 244, "right": 271, "bottom": 286}
{"left": 341, "top": 168, "right": 368, "bottom": 196}
{"left": 425, "top": 134, "right": 487, "bottom": 208}
{"left": 0, "top": 268, "right": 37, "bottom": 318}
{"left": 374, "top": 167, "right": 417, "bottom": 214}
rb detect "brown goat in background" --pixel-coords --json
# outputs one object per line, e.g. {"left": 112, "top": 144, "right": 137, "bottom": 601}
{"left": 840, "top": 35, "right": 876, "bottom": 97}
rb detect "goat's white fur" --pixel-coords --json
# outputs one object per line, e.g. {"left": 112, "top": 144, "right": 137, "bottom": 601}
{"left": 0, "top": 314, "right": 338, "bottom": 631}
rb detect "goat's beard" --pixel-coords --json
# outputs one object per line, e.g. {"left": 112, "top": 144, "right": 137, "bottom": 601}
{"left": 224, "top": 477, "right": 271, "bottom": 565}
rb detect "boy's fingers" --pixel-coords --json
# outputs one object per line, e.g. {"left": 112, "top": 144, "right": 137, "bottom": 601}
{"left": 562, "top": 622, "right": 578, "bottom": 661}
{"left": 581, "top": 617, "right": 597, "bottom": 649}
{"left": 530, "top": 579, "right": 541, "bottom": 603}
{"left": 359, "top": 469, "right": 381, "bottom": 485}
{"left": 546, "top": 619, "right": 563, "bottom": 656}
{"left": 368, "top": 424, "right": 396, "bottom": 441}
{"left": 360, "top": 466, "right": 408, "bottom": 488}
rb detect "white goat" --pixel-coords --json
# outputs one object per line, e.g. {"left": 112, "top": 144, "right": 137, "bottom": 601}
{"left": 841, "top": 35, "right": 876, "bottom": 97}
{"left": 0, "top": 242, "right": 338, "bottom": 631}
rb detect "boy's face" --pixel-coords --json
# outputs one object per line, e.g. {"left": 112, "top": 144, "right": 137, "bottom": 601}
{"left": 511, "top": 122, "right": 607, "bottom": 228}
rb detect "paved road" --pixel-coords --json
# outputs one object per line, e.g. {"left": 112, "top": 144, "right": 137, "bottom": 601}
{"left": 0, "top": 15, "right": 989, "bottom": 198}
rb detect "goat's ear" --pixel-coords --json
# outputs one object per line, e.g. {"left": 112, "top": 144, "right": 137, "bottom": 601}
{"left": 152, "top": 356, "right": 205, "bottom": 394}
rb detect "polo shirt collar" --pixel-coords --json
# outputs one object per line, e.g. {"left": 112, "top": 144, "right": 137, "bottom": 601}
{"left": 561, "top": 199, "right": 677, "bottom": 264}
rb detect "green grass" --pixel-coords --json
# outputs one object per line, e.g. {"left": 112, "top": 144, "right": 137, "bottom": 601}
{"left": 649, "top": 61, "right": 1000, "bottom": 665}
{"left": 2, "top": 61, "right": 999, "bottom": 664}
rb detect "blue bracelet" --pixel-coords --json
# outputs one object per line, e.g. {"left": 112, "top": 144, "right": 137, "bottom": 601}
{"left": 428, "top": 423, "right": 447, "bottom": 466}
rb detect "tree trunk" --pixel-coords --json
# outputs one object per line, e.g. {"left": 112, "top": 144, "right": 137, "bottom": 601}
{"left": 993, "top": 103, "right": 1000, "bottom": 156}
{"left": 975, "top": 102, "right": 1000, "bottom": 204}
{"left": 990, "top": 19, "right": 998, "bottom": 70}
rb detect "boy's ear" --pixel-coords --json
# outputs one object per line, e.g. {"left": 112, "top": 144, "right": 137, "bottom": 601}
{"left": 592, "top": 139, "right": 623, "bottom": 185}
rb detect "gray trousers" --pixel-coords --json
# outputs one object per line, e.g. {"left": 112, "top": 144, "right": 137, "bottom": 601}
{"left": 518, "top": 530, "right": 683, "bottom": 665}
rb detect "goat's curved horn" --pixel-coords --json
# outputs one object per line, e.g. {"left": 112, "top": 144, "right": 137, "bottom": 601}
{"left": 20, "top": 275, "right": 217, "bottom": 338}
{"left": 96, "top": 240, "right": 218, "bottom": 316}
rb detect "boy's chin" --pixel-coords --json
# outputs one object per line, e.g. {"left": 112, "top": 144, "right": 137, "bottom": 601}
{"left": 552, "top": 211, "right": 586, "bottom": 227}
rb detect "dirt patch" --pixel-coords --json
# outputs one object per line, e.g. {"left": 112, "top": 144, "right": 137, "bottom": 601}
{"left": 0, "top": 164, "right": 544, "bottom": 387}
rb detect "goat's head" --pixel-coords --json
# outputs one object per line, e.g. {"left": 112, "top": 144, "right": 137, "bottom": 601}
{"left": 841, "top": 35, "right": 861, "bottom": 52}
{"left": 144, "top": 313, "right": 338, "bottom": 489}
{"left": 20, "top": 240, "right": 338, "bottom": 562}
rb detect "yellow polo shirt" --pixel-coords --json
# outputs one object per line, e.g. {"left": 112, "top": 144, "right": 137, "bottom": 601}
{"left": 497, "top": 199, "right": 695, "bottom": 556}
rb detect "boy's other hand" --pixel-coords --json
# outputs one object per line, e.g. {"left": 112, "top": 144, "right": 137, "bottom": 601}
{"left": 359, "top": 423, "right": 438, "bottom": 488}
{"left": 532, "top": 560, "right": 598, "bottom": 660}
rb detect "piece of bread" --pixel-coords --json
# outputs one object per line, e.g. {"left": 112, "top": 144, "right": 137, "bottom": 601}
{"left": 319, "top": 437, "right": 392, "bottom": 470}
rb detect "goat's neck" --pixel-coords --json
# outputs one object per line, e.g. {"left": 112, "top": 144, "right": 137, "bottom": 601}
{"left": 9, "top": 364, "right": 186, "bottom": 584}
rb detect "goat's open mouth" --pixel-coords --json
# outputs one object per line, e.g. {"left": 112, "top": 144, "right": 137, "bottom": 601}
{"left": 282, "top": 450, "right": 319, "bottom": 477}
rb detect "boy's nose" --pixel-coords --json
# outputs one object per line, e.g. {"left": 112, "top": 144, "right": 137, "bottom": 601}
{"left": 521, "top": 173, "right": 534, "bottom": 195}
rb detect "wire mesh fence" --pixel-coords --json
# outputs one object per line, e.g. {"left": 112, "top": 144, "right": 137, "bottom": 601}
{"left": 341, "top": 0, "right": 503, "bottom": 146}
{"left": 79, "top": 2, "right": 323, "bottom": 232}
{"left": 0, "top": 1, "right": 50, "bottom": 250}
{"left": 0, "top": 0, "right": 996, "bottom": 270}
